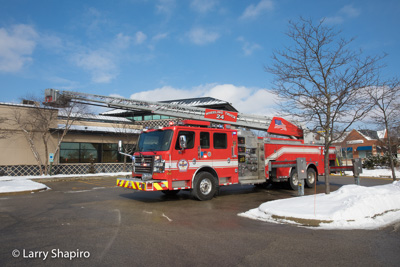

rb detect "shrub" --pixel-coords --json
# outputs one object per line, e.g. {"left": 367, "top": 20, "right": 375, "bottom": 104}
{"left": 362, "top": 153, "right": 398, "bottom": 169}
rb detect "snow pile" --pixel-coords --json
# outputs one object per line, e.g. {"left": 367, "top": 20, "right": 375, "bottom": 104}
{"left": 0, "top": 172, "right": 130, "bottom": 194}
{"left": 0, "top": 180, "right": 49, "bottom": 194}
{"left": 239, "top": 181, "right": 400, "bottom": 230}
{"left": 343, "top": 168, "right": 399, "bottom": 178}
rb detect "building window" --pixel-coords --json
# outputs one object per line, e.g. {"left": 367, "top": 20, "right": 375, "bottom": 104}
{"left": 60, "top": 142, "right": 130, "bottom": 163}
{"left": 356, "top": 146, "right": 373, "bottom": 159}
{"left": 102, "top": 143, "right": 120, "bottom": 163}
{"left": 133, "top": 116, "right": 143, "bottom": 121}
{"left": 80, "top": 143, "right": 99, "bottom": 163}
{"left": 60, "top": 143, "right": 80, "bottom": 163}
{"left": 341, "top": 147, "right": 353, "bottom": 159}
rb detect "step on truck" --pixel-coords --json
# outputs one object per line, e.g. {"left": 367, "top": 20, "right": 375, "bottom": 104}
{"left": 44, "top": 89, "right": 336, "bottom": 200}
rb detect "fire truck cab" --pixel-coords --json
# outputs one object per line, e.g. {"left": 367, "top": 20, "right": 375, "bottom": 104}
{"left": 118, "top": 120, "right": 239, "bottom": 200}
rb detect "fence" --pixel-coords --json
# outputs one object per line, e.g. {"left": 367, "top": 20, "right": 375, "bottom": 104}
{"left": 0, "top": 163, "right": 133, "bottom": 177}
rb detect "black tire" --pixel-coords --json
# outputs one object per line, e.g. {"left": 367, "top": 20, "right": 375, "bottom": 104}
{"left": 161, "top": 190, "right": 180, "bottom": 196}
{"left": 289, "top": 169, "right": 298, "bottom": 190}
{"left": 305, "top": 168, "right": 316, "bottom": 188}
{"left": 191, "top": 172, "right": 217, "bottom": 201}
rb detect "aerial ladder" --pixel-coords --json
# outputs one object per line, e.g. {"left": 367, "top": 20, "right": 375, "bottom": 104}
{"left": 44, "top": 88, "right": 304, "bottom": 138}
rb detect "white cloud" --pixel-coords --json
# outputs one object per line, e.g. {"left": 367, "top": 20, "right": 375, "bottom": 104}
{"left": 156, "top": 0, "right": 176, "bottom": 16}
{"left": 237, "top": 36, "right": 261, "bottom": 56}
{"left": 129, "top": 83, "right": 278, "bottom": 115}
{"left": 324, "top": 16, "right": 344, "bottom": 25}
{"left": 240, "top": 0, "right": 274, "bottom": 20}
{"left": 325, "top": 5, "right": 361, "bottom": 25}
{"left": 113, "top": 31, "right": 147, "bottom": 48}
{"left": 187, "top": 27, "right": 220, "bottom": 45}
{"left": 190, "top": 0, "right": 218, "bottom": 13}
{"left": 130, "top": 86, "right": 198, "bottom": 101}
{"left": 114, "top": 33, "right": 132, "bottom": 49}
{"left": 135, "top": 31, "right": 147, "bottom": 44}
{"left": 0, "top": 24, "right": 38, "bottom": 72}
{"left": 152, "top": 32, "right": 169, "bottom": 41}
{"left": 340, "top": 5, "right": 361, "bottom": 18}
{"left": 72, "top": 50, "right": 118, "bottom": 83}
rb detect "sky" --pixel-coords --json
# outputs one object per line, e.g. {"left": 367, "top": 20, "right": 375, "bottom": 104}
{"left": 1, "top": 0, "right": 400, "bottom": 116}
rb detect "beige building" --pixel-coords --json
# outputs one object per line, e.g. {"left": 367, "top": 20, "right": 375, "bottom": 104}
{"left": 0, "top": 102, "right": 141, "bottom": 176}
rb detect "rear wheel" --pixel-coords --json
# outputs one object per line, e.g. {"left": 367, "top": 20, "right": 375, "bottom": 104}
{"left": 305, "top": 168, "right": 316, "bottom": 188}
{"left": 191, "top": 172, "right": 217, "bottom": 201}
{"left": 289, "top": 169, "right": 298, "bottom": 190}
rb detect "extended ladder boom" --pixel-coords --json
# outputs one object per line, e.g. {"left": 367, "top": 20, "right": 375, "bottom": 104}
{"left": 44, "top": 88, "right": 302, "bottom": 136}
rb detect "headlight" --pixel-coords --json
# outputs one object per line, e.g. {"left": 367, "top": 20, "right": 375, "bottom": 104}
{"left": 153, "top": 156, "right": 165, "bottom": 173}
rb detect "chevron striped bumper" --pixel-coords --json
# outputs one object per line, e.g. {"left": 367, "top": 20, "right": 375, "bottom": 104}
{"left": 116, "top": 178, "right": 169, "bottom": 191}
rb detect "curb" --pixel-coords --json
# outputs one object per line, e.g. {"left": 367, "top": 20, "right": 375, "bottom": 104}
{"left": 0, "top": 187, "right": 49, "bottom": 196}
{"left": 32, "top": 175, "right": 125, "bottom": 183}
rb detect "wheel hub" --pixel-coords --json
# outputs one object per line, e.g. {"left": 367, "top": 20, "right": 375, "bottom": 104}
{"left": 199, "top": 178, "right": 212, "bottom": 195}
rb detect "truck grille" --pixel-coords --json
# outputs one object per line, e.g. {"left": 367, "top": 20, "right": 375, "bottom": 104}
{"left": 134, "top": 155, "right": 154, "bottom": 174}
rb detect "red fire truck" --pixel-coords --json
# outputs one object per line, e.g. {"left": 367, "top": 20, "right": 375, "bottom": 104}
{"left": 45, "top": 89, "right": 336, "bottom": 200}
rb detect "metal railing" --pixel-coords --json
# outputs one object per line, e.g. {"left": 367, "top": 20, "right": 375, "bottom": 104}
{"left": 0, "top": 163, "right": 132, "bottom": 177}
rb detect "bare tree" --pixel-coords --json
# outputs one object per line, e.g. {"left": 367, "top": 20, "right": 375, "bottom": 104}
{"left": 367, "top": 78, "right": 400, "bottom": 181}
{"left": 9, "top": 96, "right": 86, "bottom": 175}
{"left": 266, "top": 18, "right": 383, "bottom": 194}
{"left": 0, "top": 117, "right": 10, "bottom": 139}
{"left": 52, "top": 103, "right": 88, "bottom": 165}
{"left": 9, "top": 102, "right": 56, "bottom": 175}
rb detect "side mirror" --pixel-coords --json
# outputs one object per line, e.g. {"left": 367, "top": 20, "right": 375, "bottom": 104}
{"left": 118, "top": 140, "right": 123, "bottom": 152}
{"left": 118, "top": 140, "right": 134, "bottom": 159}
{"left": 179, "top": 135, "right": 187, "bottom": 150}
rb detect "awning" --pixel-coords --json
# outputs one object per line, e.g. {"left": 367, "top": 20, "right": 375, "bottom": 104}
{"left": 357, "top": 146, "right": 372, "bottom": 151}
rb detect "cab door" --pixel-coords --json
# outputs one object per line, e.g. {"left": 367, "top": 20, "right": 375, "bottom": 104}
{"left": 174, "top": 130, "right": 198, "bottom": 179}
{"left": 211, "top": 131, "right": 238, "bottom": 184}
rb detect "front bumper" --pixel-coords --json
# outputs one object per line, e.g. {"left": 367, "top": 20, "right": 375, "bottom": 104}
{"left": 116, "top": 178, "right": 169, "bottom": 191}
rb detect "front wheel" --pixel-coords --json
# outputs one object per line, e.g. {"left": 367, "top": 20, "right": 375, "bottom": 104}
{"left": 191, "top": 172, "right": 217, "bottom": 201}
{"left": 305, "top": 168, "right": 316, "bottom": 188}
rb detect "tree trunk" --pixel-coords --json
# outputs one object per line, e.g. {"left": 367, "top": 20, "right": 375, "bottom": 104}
{"left": 384, "top": 121, "right": 397, "bottom": 181}
{"left": 324, "top": 147, "right": 331, "bottom": 194}
{"left": 387, "top": 135, "right": 397, "bottom": 181}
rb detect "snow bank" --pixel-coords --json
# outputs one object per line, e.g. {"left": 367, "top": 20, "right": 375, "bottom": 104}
{"left": 0, "top": 172, "right": 130, "bottom": 194}
{"left": 239, "top": 181, "right": 400, "bottom": 230}
{"left": 0, "top": 180, "right": 48, "bottom": 194}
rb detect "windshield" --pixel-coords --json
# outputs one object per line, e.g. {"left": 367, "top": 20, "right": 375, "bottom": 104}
{"left": 137, "top": 130, "right": 173, "bottom": 152}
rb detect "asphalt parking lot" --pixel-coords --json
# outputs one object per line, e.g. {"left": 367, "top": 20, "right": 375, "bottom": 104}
{"left": 0, "top": 176, "right": 399, "bottom": 266}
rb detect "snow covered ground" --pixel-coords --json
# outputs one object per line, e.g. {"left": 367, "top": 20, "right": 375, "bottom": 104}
{"left": 1, "top": 169, "right": 399, "bottom": 230}
{"left": 239, "top": 169, "right": 400, "bottom": 230}
{"left": 0, "top": 172, "right": 130, "bottom": 194}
